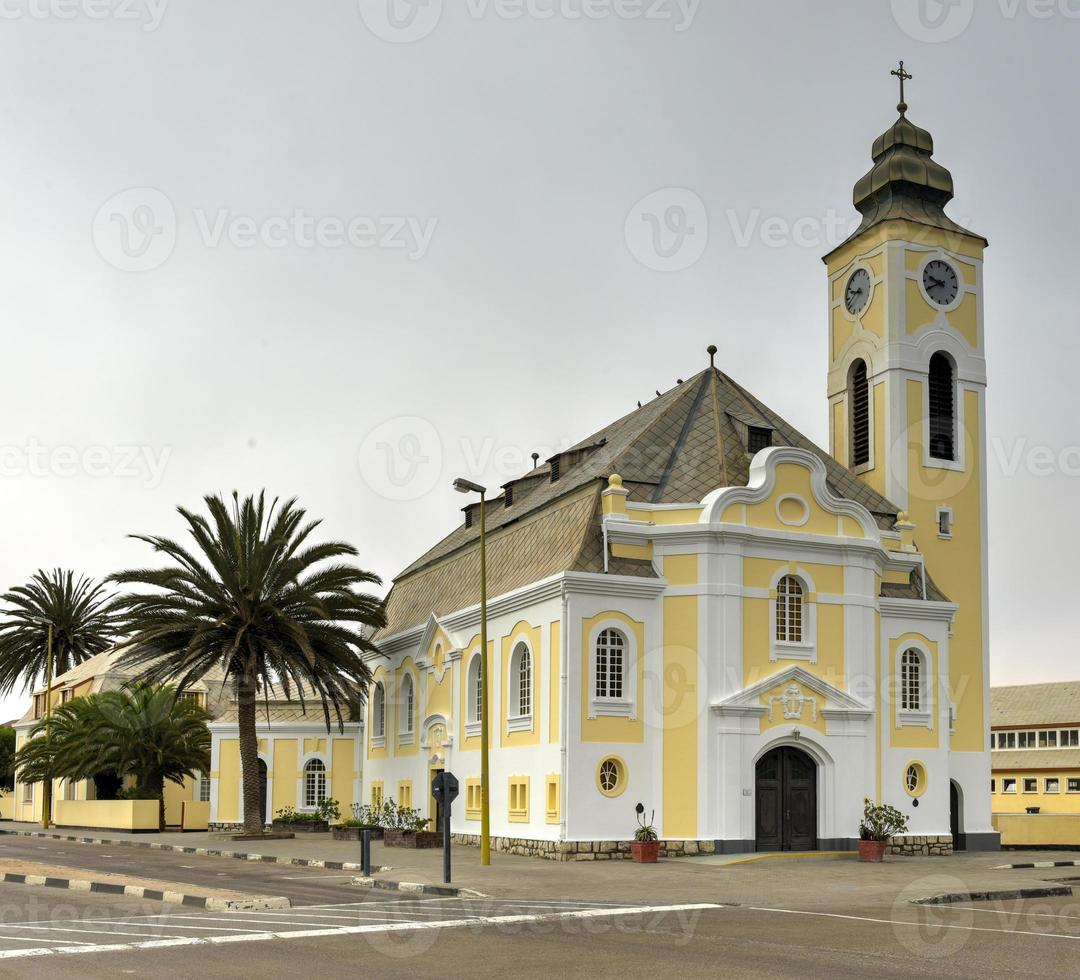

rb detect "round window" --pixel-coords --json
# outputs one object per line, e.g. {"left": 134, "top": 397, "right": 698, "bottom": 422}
{"left": 597, "top": 757, "right": 626, "bottom": 798}
{"left": 904, "top": 762, "right": 927, "bottom": 798}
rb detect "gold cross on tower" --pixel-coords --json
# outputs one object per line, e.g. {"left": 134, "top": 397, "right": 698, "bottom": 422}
{"left": 891, "top": 60, "right": 913, "bottom": 114}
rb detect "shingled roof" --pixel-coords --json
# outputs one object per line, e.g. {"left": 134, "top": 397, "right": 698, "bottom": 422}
{"left": 378, "top": 366, "right": 907, "bottom": 640}
{"left": 991, "top": 682, "right": 1080, "bottom": 729}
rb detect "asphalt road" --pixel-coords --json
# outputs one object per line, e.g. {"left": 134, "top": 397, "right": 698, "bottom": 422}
{"left": 0, "top": 882, "right": 1076, "bottom": 977}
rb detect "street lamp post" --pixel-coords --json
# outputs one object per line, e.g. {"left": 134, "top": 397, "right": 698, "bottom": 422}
{"left": 40, "top": 622, "right": 54, "bottom": 829}
{"left": 453, "top": 477, "right": 490, "bottom": 866}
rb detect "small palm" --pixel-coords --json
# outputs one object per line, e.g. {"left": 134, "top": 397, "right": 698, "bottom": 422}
{"left": 112, "top": 492, "right": 386, "bottom": 834}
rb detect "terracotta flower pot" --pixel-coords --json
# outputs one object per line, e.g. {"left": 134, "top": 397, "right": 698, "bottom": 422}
{"left": 858, "top": 839, "right": 887, "bottom": 863}
{"left": 631, "top": 840, "right": 660, "bottom": 864}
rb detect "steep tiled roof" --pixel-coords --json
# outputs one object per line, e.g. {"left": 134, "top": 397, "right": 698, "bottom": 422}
{"left": 992, "top": 750, "right": 1080, "bottom": 771}
{"left": 991, "top": 682, "right": 1080, "bottom": 728}
{"left": 378, "top": 366, "right": 908, "bottom": 640}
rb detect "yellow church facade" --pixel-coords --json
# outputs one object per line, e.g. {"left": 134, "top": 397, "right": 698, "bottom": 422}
{"left": 363, "top": 86, "right": 997, "bottom": 857}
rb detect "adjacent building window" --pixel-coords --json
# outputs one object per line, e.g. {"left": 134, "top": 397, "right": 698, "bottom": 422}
{"left": 990, "top": 778, "right": 996, "bottom": 793}
{"left": 850, "top": 359, "right": 871, "bottom": 468}
{"left": 595, "top": 629, "right": 626, "bottom": 701}
{"left": 1068, "top": 778, "right": 1080, "bottom": 794}
{"left": 304, "top": 759, "right": 327, "bottom": 808}
{"left": 1002, "top": 778, "right": 1017, "bottom": 794}
{"left": 1045, "top": 778, "right": 1061, "bottom": 794}
{"left": 775, "top": 576, "right": 805, "bottom": 644}
{"left": 371, "top": 682, "right": 386, "bottom": 741}
{"left": 928, "top": 352, "right": 956, "bottom": 462}
{"left": 197, "top": 772, "right": 211, "bottom": 803}
{"left": 509, "top": 643, "right": 532, "bottom": 721}
{"left": 399, "top": 673, "right": 415, "bottom": 736}
{"left": 1023, "top": 778, "right": 1038, "bottom": 794}
{"left": 900, "top": 649, "right": 924, "bottom": 712}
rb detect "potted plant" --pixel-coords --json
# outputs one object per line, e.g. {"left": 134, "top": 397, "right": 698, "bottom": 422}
{"left": 332, "top": 803, "right": 385, "bottom": 841}
{"left": 630, "top": 808, "right": 660, "bottom": 864}
{"left": 380, "top": 799, "right": 443, "bottom": 848}
{"left": 858, "top": 798, "right": 908, "bottom": 863}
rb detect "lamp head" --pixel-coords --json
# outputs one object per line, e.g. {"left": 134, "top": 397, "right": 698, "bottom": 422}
{"left": 453, "top": 478, "right": 486, "bottom": 496}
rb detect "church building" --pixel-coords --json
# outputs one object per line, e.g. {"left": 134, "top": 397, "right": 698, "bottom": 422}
{"left": 363, "top": 76, "right": 997, "bottom": 857}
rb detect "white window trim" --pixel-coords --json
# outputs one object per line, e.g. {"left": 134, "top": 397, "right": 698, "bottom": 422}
{"left": 1045, "top": 778, "right": 1061, "bottom": 794}
{"left": 398, "top": 672, "right": 416, "bottom": 741}
{"left": 466, "top": 652, "right": 483, "bottom": 737}
{"left": 370, "top": 681, "right": 387, "bottom": 748}
{"left": 1001, "top": 778, "right": 1017, "bottom": 795}
{"left": 896, "top": 643, "right": 934, "bottom": 730}
{"left": 588, "top": 620, "right": 637, "bottom": 721}
{"left": 937, "top": 506, "right": 954, "bottom": 540}
{"left": 770, "top": 569, "right": 817, "bottom": 663}
{"left": 301, "top": 755, "right": 329, "bottom": 811}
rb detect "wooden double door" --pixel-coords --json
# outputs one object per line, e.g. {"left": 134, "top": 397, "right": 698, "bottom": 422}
{"left": 755, "top": 747, "right": 817, "bottom": 852}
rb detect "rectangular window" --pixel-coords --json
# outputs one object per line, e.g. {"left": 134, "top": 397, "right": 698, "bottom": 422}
{"left": 1068, "top": 778, "right": 1080, "bottom": 794}
{"left": 1045, "top": 778, "right": 1061, "bottom": 794}
{"left": 937, "top": 509, "right": 953, "bottom": 538}
{"left": 1023, "top": 778, "right": 1038, "bottom": 794}
{"left": 398, "top": 781, "right": 412, "bottom": 810}
{"left": 197, "top": 772, "right": 211, "bottom": 803}
{"left": 545, "top": 775, "right": 560, "bottom": 824}
{"left": 22, "top": 781, "right": 33, "bottom": 804}
{"left": 1039, "top": 730, "right": 1049, "bottom": 748}
{"left": 33, "top": 694, "right": 43, "bottom": 719}
{"left": 1068, "top": 730, "right": 1080, "bottom": 748}
{"left": 1002, "top": 778, "right": 1017, "bottom": 794}
{"left": 990, "top": 778, "right": 996, "bottom": 793}
{"left": 1005, "top": 732, "right": 1016, "bottom": 749}
{"left": 508, "top": 776, "right": 529, "bottom": 823}
{"left": 465, "top": 778, "right": 481, "bottom": 821}
{"left": 1018, "top": 731, "right": 1029, "bottom": 749}
{"left": 371, "top": 782, "right": 384, "bottom": 808}
{"left": 747, "top": 427, "right": 772, "bottom": 455}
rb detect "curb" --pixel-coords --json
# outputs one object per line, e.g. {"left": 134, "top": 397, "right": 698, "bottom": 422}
{"left": 995, "top": 859, "right": 1080, "bottom": 870}
{"left": 0, "top": 870, "right": 290, "bottom": 910}
{"left": 352, "top": 876, "right": 486, "bottom": 899}
{"left": 915, "top": 885, "right": 1073, "bottom": 906}
{"left": 0, "top": 828, "right": 388, "bottom": 874}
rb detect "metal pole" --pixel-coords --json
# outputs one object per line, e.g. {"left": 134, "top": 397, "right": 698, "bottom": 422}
{"left": 41, "top": 624, "right": 53, "bottom": 830}
{"left": 362, "top": 829, "right": 371, "bottom": 877}
{"left": 479, "top": 491, "right": 490, "bottom": 866}
{"left": 443, "top": 797, "right": 452, "bottom": 884}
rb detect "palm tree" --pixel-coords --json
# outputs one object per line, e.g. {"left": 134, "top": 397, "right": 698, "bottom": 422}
{"left": 15, "top": 685, "right": 211, "bottom": 831}
{"left": 111, "top": 492, "right": 386, "bottom": 835}
{"left": 0, "top": 569, "right": 122, "bottom": 697}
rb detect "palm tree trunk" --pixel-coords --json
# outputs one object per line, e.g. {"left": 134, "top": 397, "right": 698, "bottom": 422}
{"left": 237, "top": 673, "right": 263, "bottom": 835}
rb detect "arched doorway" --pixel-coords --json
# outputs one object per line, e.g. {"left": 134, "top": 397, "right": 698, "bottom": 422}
{"left": 756, "top": 746, "right": 817, "bottom": 852}
{"left": 258, "top": 759, "right": 269, "bottom": 826}
{"left": 950, "top": 780, "right": 965, "bottom": 851}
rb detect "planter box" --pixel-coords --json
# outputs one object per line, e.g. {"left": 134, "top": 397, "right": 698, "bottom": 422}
{"left": 858, "top": 840, "right": 887, "bottom": 863}
{"left": 384, "top": 829, "right": 444, "bottom": 849}
{"left": 331, "top": 826, "right": 384, "bottom": 842}
{"left": 272, "top": 820, "right": 329, "bottom": 834}
{"left": 630, "top": 840, "right": 660, "bottom": 864}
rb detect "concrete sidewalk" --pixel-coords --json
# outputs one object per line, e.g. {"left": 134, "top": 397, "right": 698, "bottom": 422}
{"left": 4, "top": 822, "right": 1078, "bottom": 910}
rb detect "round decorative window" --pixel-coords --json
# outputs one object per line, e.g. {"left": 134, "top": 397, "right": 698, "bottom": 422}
{"left": 904, "top": 762, "right": 927, "bottom": 798}
{"left": 597, "top": 757, "right": 626, "bottom": 798}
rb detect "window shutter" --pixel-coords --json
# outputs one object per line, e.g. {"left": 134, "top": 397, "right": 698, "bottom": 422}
{"left": 851, "top": 360, "right": 870, "bottom": 467}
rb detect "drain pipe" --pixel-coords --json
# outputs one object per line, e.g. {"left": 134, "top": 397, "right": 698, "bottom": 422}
{"left": 560, "top": 586, "right": 570, "bottom": 844}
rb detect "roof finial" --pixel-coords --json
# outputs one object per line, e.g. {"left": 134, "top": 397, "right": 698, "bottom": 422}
{"left": 707, "top": 344, "right": 718, "bottom": 369}
{"left": 891, "top": 60, "right": 913, "bottom": 115}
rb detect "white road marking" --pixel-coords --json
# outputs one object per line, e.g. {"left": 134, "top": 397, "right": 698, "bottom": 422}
{"left": 0, "top": 903, "right": 722, "bottom": 960}
{"left": 748, "top": 906, "right": 1080, "bottom": 942}
{"left": 944, "top": 905, "right": 1080, "bottom": 922}
{"left": 279, "top": 874, "right": 356, "bottom": 880}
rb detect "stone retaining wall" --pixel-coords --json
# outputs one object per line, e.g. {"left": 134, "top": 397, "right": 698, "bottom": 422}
{"left": 887, "top": 834, "right": 954, "bottom": 856}
{"left": 449, "top": 833, "right": 719, "bottom": 862}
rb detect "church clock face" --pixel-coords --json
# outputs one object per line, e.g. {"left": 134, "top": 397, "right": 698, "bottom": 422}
{"left": 844, "top": 268, "right": 871, "bottom": 316}
{"left": 923, "top": 260, "right": 960, "bottom": 307}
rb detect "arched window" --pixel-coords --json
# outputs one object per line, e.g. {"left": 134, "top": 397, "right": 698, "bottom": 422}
{"left": 467, "top": 654, "right": 483, "bottom": 725}
{"left": 850, "top": 359, "right": 870, "bottom": 468}
{"left": 928, "top": 352, "right": 956, "bottom": 461}
{"left": 595, "top": 629, "right": 626, "bottom": 700}
{"left": 303, "top": 759, "right": 327, "bottom": 808}
{"left": 901, "top": 649, "right": 923, "bottom": 712}
{"left": 510, "top": 643, "right": 532, "bottom": 718}
{"left": 399, "top": 673, "right": 414, "bottom": 734}
{"left": 371, "top": 682, "right": 386, "bottom": 738}
{"left": 776, "top": 576, "right": 805, "bottom": 643}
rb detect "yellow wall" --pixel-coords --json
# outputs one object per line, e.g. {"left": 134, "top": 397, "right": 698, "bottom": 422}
{"left": 993, "top": 813, "right": 1080, "bottom": 847}
{"left": 272, "top": 739, "right": 298, "bottom": 816}
{"left": 331, "top": 738, "right": 355, "bottom": 808}
{"left": 992, "top": 770, "right": 1080, "bottom": 814}
{"left": 217, "top": 739, "right": 240, "bottom": 823}
{"left": 54, "top": 799, "right": 159, "bottom": 831}
{"left": 888, "top": 633, "right": 939, "bottom": 751}
{"left": 662, "top": 594, "right": 698, "bottom": 839}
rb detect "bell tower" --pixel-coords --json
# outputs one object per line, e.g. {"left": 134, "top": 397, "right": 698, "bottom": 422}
{"left": 823, "top": 64, "right": 990, "bottom": 762}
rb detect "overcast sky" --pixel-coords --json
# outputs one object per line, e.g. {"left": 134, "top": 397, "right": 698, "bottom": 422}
{"left": 0, "top": 1, "right": 1075, "bottom": 721}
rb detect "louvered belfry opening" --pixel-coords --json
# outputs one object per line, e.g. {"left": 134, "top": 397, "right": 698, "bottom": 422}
{"left": 850, "top": 359, "right": 871, "bottom": 467}
{"left": 928, "top": 352, "right": 956, "bottom": 461}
